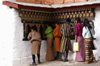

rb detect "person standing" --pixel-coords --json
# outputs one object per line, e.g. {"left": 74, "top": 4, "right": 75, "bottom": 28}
{"left": 75, "top": 17, "right": 85, "bottom": 62}
{"left": 45, "top": 23, "right": 54, "bottom": 61}
{"left": 60, "top": 18, "right": 72, "bottom": 61}
{"left": 82, "top": 19, "right": 96, "bottom": 64}
{"left": 28, "top": 26, "right": 41, "bottom": 65}
{"left": 53, "top": 22, "right": 62, "bottom": 60}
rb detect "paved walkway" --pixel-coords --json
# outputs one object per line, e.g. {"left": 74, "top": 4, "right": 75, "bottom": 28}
{"left": 29, "top": 60, "right": 100, "bottom": 66}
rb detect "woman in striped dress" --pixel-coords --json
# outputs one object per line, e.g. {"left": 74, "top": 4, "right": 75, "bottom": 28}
{"left": 82, "top": 19, "right": 96, "bottom": 64}
{"left": 75, "top": 17, "right": 85, "bottom": 62}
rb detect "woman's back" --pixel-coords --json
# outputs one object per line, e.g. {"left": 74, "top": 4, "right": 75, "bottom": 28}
{"left": 75, "top": 23, "right": 83, "bottom": 36}
{"left": 82, "top": 26, "right": 95, "bottom": 38}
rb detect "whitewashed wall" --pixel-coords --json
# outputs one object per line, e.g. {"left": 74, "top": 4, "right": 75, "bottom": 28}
{"left": 0, "top": 0, "right": 47, "bottom": 65}
{"left": 9, "top": 9, "right": 47, "bottom": 66}
{"left": 93, "top": 8, "right": 100, "bottom": 61}
{"left": 0, "top": 0, "right": 14, "bottom": 66}
{"left": 11, "top": 7, "right": 100, "bottom": 66}
{"left": 0, "top": 0, "right": 100, "bottom": 66}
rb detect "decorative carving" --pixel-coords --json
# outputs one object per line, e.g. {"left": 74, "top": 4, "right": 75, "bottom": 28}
{"left": 19, "top": 8, "right": 95, "bottom": 40}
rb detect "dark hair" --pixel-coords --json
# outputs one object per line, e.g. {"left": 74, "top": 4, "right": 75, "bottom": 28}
{"left": 75, "top": 17, "right": 81, "bottom": 23}
{"left": 66, "top": 18, "right": 71, "bottom": 23}
{"left": 31, "top": 26, "right": 37, "bottom": 31}
{"left": 55, "top": 22, "right": 60, "bottom": 24}
{"left": 84, "top": 19, "right": 92, "bottom": 29}
{"left": 47, "top": 22, "right": 52, "bottom": 26}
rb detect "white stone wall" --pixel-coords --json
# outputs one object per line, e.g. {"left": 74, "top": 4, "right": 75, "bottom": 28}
{"left": 0, "top": 0, "right": 14, "bottom": 66}
{"left": 11, "top": 8, "right": 47, "bottom": 66}
{"left": 0, "top": 0, "right": 47, "bottom": 65}
{"left": 93, "top": 7, "right": 100, "bottom": 61}
{"left": 11, "top": 7, "right": 100, "bottom": 66}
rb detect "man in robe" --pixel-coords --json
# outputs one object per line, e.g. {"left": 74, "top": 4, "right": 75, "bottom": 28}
{"left": 60, "top": 18, "right": 72, "bottom": 61}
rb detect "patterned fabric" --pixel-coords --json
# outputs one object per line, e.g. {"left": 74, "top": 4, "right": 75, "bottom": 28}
{"left": 60, "top": 23, "right": 72, "bottom": 53}
{"left": 85, "top": 38, "right": 95, "bottom": 63}
{"left": 46, "top": 38, "right": 54, "bottom": 61}
{"left": 75, "top": 36, "right": 85, "bottom": 61}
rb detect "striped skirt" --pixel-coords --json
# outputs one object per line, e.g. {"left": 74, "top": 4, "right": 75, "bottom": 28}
{"left": 85, "top": 38, "right": 95, "bottom": 63}
{"left": 46, "top": 38, "right": 54, "bottom": 61}
{"left": 75, "top": 36, "right": 85, "bottom": 61}
{"left": 60, "top": 36, "right": 72, "bottom": 53}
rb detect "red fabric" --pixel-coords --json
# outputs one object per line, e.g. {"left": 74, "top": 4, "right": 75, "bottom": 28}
{"left": 75, "top": 23, "right": 83, "bottom": 36}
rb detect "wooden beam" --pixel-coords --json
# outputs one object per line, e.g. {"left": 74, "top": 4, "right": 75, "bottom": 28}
{"left": 3, "top": 1, "right": 100, "bottom": 12}
{"left": 3, "top": 1, "right": 54, "bottom": 12}
{"left": 3, "top": 1, "right": 19, "bottom": 9}
{"left": 18, "top": 5, "right": 54, "bottom": 12}
{"left": 53, "top": 4, "right": 100, "bottom": 11}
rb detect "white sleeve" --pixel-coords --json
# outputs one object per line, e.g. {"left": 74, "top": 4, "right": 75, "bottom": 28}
{"left": 82, "top": 27, "right": 87, "bottom": 38}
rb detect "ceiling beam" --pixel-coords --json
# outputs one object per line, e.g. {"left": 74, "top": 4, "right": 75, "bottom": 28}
{"left": 3, "top": 1, "right": 100, "bottom": 12}
{"left": 3, "top": 1, "right": 19, "bottom": 9}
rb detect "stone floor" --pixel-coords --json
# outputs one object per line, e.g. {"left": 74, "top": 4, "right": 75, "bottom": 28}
{"left": 28, "top": 60, "right": 100, "bottom": 66}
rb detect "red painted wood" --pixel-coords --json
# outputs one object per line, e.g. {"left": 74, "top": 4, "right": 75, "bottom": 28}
{"left": 18, "top": 5, "right": 54, "bottom": 11}
{"left": 53, "top": 4, "right": 100, "bottom": 11}
{"left": 3, "top": 1, "right": 54, "bottom": 11}
{"left": 3, "top": 1, "right": 100, "bottom": 12}
{"left": 3, "top": 1, "right": 19, "bottom": 8}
